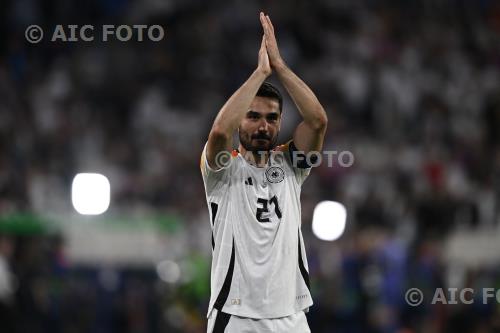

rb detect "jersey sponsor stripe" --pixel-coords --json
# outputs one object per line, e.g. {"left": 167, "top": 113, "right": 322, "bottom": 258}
{"left": 298, "top": 230, "right": 310, "bottom": 291}
{"left": 210, "top": 202, "right": 219, "bottom": 250}
{"left": 212, "top": 310, "right": 231, "bottom": 333}
{"left": 210, "top": 202, "right": 218, "bottom": 226}
{"left": 214, "top": 238, "right": 235, "bottom": 310}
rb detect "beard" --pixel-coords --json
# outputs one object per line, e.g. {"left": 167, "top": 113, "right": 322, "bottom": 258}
{"left": 239, "top": 130, "right": 279, "bottom": 153}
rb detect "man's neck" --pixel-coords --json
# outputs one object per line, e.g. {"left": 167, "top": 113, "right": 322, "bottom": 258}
{"left": 238, "top": 145, "right": 270, "bottom": 168}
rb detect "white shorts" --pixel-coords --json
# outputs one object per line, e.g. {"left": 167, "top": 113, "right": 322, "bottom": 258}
{"left": 207, "top": 308, "right": 311, "bottom": 333}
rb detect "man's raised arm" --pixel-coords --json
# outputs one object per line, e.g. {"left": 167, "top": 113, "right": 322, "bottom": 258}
{"left": 206, "top": 33, "right": 271, "bottom": 170}
{"left": 260, "top": 14, "right": 328, "bottom": 154}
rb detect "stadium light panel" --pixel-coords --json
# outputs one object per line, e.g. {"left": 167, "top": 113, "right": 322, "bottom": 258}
{"left": 72, "top": 173, "right": 110, "bottom": 215}
{"left": 312, "top": 201, "right": 346, "bottom": 241}
{"left": 156, "top": 260, "right": 181, "bottom": 283}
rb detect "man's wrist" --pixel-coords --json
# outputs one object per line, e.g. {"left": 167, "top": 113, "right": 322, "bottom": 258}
{"left": 273, "top": 59, "right": 288, "bottom": 73}
{"left": 254, "top": 67, "right": 271, "bottom": 79}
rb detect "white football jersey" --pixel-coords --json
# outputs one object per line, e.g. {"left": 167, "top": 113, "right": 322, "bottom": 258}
{"left": 200, "top": 140, "right": 313, "bottom": 319}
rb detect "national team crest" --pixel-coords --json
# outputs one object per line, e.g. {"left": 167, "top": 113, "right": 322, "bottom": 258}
{"left": 265, "top": 166, "right": 285, "bottom": 183}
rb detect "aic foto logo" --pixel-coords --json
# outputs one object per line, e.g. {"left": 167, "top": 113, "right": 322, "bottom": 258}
{"left": 26, "top": 24, "right": 165, "bottom": 43}
{"left": 405, "top": 287, "right": 500, "bottom": 306}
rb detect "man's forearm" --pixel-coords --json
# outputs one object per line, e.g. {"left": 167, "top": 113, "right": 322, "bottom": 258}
{"left": 275, "top": 62, "right": 327, "bottom": 129}
{"left": 212, "top": 69, "right": 268, "bottom": 136}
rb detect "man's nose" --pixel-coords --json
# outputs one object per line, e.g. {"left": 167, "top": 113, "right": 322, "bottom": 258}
{"left": 258, "top": 118, "right": 269, "bottom": 132}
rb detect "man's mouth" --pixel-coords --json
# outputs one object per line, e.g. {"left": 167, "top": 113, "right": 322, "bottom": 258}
{"left": 252, "top": 136, "right": 270, "bottom": 141}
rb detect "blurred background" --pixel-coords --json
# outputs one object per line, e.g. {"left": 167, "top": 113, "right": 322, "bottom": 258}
{"left": 1, "top": 0, "right": 500, "bottom": 332}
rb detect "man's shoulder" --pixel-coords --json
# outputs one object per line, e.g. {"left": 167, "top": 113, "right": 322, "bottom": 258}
{"left": 200, "top": 144, "right": 241, "bottom": 190}
{"left": 274, "top": 140, "right": 292, "bottom": 154}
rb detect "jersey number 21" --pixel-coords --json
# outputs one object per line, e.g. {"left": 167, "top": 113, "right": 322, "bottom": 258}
{"left": 256, "top": 196, "right": 282, "bottom": 222}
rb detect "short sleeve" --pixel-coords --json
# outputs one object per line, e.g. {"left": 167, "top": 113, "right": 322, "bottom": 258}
{"left": 200, "top": 142, "right": 237, "bottom": 193}
{"left": 276, "top": 140, "right": 314, "bottom": 185}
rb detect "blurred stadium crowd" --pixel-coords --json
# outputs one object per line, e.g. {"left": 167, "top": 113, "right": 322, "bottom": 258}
{"left": 1, "top": 0, "right": 500, "bottom": 332}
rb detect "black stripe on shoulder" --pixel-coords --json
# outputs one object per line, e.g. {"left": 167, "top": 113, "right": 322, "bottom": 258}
{"left": 289, "top": 141, "right": 316, "bottom": 169}
{"left": 298, "top": 230, "right": 310, "bottom": 291}
{"left": 214, "top": 238, "right": 235, "bottom": 310}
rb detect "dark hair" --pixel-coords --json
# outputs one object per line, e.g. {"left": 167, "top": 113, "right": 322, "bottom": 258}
{"left": 256, "top": 81, "right": 283, "bottom": 113}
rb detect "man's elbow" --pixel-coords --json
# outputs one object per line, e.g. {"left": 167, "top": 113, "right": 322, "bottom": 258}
{"left": 209, "top": 125, "right": 231, "bottom": 143}
{"left": 310, "top": 109, "right": 328, "bottom": 131}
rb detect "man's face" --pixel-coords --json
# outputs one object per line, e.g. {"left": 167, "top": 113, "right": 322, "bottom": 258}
{"left": 239, "top": 96, "right": 281, "bottom": 153}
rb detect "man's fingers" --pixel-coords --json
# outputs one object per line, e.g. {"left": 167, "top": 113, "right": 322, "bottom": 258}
{"left": 266, "top": 15, "right": 275, "bottom": 34}
{"left": 260, "top": 12, "right": 270, "bottom": 36}
{"left": 260, "top": 12, "right": 267, "bottom": 31}
{"left": 260, "top": 34, "right": 266, "bottom": 50}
